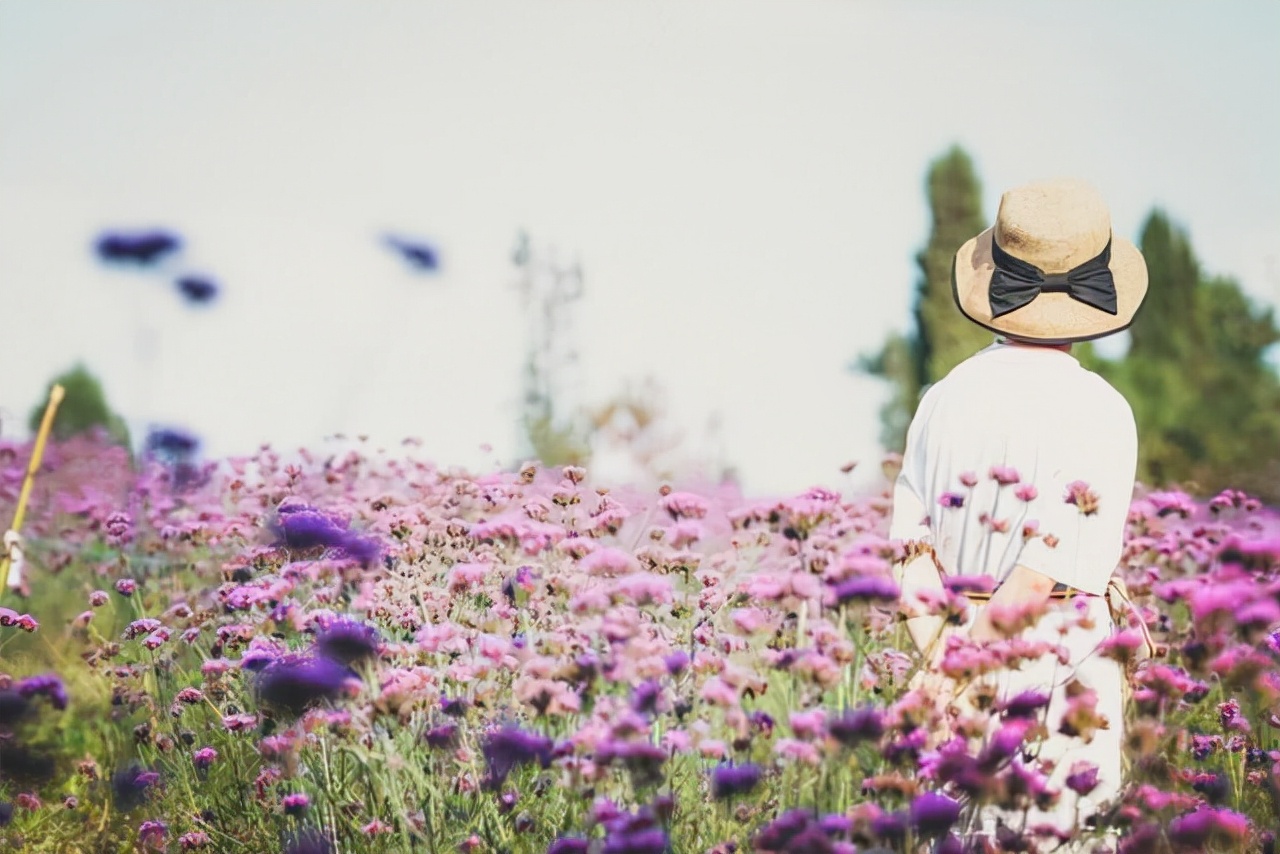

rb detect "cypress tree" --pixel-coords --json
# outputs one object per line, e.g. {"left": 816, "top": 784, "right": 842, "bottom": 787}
{"left": 861, "top": 145, "right": 992, "bottom": 450}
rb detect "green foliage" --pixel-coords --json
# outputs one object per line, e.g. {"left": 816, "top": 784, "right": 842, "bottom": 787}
{"left": 28, "top": 363, "right": 130, "bottom": 447}
{"left": 860, "top": 146, "right": 992, "bottom": 450}
{"left": 1092, "top": 212, "right": 1280, "bottom": 501}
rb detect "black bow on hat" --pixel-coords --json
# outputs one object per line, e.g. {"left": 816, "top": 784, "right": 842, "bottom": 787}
{"left": 988, "top": 236, "right": 1119, "bottom": 319}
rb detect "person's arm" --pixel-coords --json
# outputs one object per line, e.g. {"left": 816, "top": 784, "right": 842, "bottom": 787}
{"left": 897, "top": 550, "right": 947, "bottom": 655}
{"left": 966, "top": 563, "right": 1056, "bottom": 643}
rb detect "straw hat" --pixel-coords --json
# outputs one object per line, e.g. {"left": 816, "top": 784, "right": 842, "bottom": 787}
{"left": 952, "top": 179, "right": 1148, "bottom": 343}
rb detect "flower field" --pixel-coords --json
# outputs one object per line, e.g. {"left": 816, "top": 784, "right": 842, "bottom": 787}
{"left": 0, "top": 433, "right": 1278, "bottom": 853}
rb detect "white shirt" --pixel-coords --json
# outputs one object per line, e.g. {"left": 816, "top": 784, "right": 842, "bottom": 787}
{"left": 889, "top": 340, "right": 1137, "bottom": 596}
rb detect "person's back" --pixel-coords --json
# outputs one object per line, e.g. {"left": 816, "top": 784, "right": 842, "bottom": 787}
{"left": 894, "top": 340, "right": 1137, "bottom": 595}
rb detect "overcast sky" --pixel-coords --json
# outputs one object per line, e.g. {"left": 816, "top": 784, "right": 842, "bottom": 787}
{"left": 1, "top": 1, "right": 1277, "bottom": 496}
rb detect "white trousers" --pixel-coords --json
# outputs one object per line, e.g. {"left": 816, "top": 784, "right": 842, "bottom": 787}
{"left": 950, "top": 595, "right": 1125, "bottom": 842}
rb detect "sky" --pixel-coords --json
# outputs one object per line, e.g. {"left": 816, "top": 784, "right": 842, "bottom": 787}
{"left": 1, "top": 1, "right": 1277, "bottom": 497}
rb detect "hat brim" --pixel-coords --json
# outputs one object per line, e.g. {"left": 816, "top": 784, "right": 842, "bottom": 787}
{"left": 952, "top": 228, "right": 1149, "bottom": 344}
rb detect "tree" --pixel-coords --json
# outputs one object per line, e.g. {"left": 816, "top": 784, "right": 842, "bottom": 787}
{"left": 1094, "top": 211, "right": 1280, "bottom": 501}
{"left": 28, "top": 364, "right": 130, "bottom": 446}
{"left": 860, "top": 146, "right": 992, "bottom": 450}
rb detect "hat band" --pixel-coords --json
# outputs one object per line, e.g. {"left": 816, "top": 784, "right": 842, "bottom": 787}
{"left": 989, "top": 235, "right": 1119, "bottom": 319}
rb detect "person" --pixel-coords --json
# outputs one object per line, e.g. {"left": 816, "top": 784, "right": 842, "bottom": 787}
{"left": 889, "top": 179, "right": 1148, "bottom": 845}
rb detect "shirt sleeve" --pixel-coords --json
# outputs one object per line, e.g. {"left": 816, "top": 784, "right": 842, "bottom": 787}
{"left": 1016, "top": 388, "right": 1137, "bottom": 595}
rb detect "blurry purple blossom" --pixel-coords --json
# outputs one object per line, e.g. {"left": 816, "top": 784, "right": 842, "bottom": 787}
{"left": 282, "top": 792, "right": 310, "bottom": 817}
{"left": 146, "top": 427, "right": 200, "bottom": 458}
{"left": 547, "top": 839, "right": 590, "bottom": 854}
{"left": 830, "top": 575, "right": 900, "bottom": 606}
{"left": 95, "top": 229, "right": 182, "bottom": 265}
{"left": 710, "top": 763, "right": 762, "bottom": 799}
{"left": 481, "top": 725, "right": 554, "bottom": 788}
{"left": 175, "top": 275, "right": 218, "bottom": 305}
{"left": 909, "top": 791, "right": 961, "bottom": 837}
{"left": 383, "top": 234, "right": 441, "bottom": 272}
{"left": 937, "top": 492, "right": 965, "bottom": 509}
{"left": 192, "top": 747, "right": 218, "bottom": 771}
{"left": 112, "top": 764, "right": 161, "bottom": 811}
{"left": 1167, "top": 806, "right": 1251, "bottom": 847}
{"left": 826, "top": 706, "right": 885, "bottom": 746}
{"left": 115, "top": 578, "right": 137, "bottom": 596}
{"left": 252, "top": 655, "right": 355, "bottom": 718}
{"left": 17, "top": 673, "right": 68, "bottom": 710}
{"left": 283, "top": 828, "right": 333, "bottom": 854}
{"left": 138, "top": 819, "right": 168, "bottom": 848}
{"left": 314, "top": 619, "right": 381, "bottom": 666}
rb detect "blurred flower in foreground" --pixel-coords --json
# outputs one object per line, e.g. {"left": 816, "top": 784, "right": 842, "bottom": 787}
{"left": 252, "top": 655, "right": 355, "bottom": 718}
{"left": 146, "top": 427, "right": 200, "bottom": 458}
{"left": 175, "top": 275, "right": 219, "bottom": 305}
{"left": 710, "top": 762, "right": 762, "bottom": 799}
{"left": 95, "top": 229, "right": 182, "bottom": 265}
{"left": 314, "top": 618, "right": 381, "bottom": 666}
{"left": 111, "top": 763, "right": 161, "bottom": 811}
{"left": 272, "top": 502, "right": 382, "bottom": 567}
{"left": 383, "top": 234, "right": 441, "bottom": 272}
{"left": 481, "top": 725, "right": 554, "bottom": 788}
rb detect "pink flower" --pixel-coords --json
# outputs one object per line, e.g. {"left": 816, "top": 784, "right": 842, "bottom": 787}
{"left": 580, "top": 547, "right": 639, "bottom": 577}
{"left": 1014, "top": 484, "right": 1038, "bottom": 502}
{"left": 788, "top": 709, "right": 827, "bottom": 739}
{"left": 988, "top": 466, "right": 1021, "bottom": 486}
{"left": 660, "top": 491, "right": 710, "bottom": 520}
{"left": 773, "top": 738, "right": 823, "bottom": 765}
{"left": 958, "top": 472, "right": 978, "bottom": 488}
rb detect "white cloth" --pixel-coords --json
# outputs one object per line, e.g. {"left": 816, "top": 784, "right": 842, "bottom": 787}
{"left": 889, "top": 340, "right": 1136, "bottom": 837}
{"left": 889, "top": 340, "right": 1137, "bottom": 595}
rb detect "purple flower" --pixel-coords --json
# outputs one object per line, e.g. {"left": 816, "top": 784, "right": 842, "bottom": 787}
{"left": 276, "top": 510, "right": 349, "bottom": 550}
{"left": 630, "top": 680, "right": 662, "bottom": 716}
{"left": 753, "top": 809, "right": 815, "bottom": 851}
{"left": 602, "top": 827, "right": 667, "bottom": 854}
{"left": 422, "top": 722, "right": 458, "bottom": 750}
{"left": 871, "top": 811, "right": 908, "bottom": 843}
{"left": 830, "top": 576, "right": 900, "bottom": 606}
{"left": 1167, "top": 806, "right": 1251, "bottom": 846}
{"left": 440, "top": 696, "right": 469, "bottom": 717}
{"left": 138, "top": 819, "right": 168, "bottom": 847}
{"left": 16, "top": 673, "right": 68, "bottom": 710}
{"left": 0, "top": 743, "right": 57, "bottom": 785}
{"left": 547, "top": 838, "right": 590, "bottom": 854}
{"left": 663, "top": 651, "right": 690, "bottom": 676}
{"left": 826, "top": 706, "right": 885, "bottom": 746}
{"left": 481, "top": 726, "right": 554, "bottom": 788}
{"left": 710, "top": 762, "right": 762, "bottom": 799}
{"left": 112, "top": 764, "right": 161, "bottom": 811}
{"left": 1064, "top": 763, "right": 1100, "bottom": 796}
{"left": 282, "top": 792, "right": 310, "bottom": 817}
{"left": 95, "top": 229, "right": 182, "bottom": 265}
{"left": 115, "top": 578, "right": 137, "bottom": 596}
{"left": 383, "top": 234, "right": 441, "bottom": 272}
{"left": 996, "top": 690, "right": 1050, "bottom": 719}
{"left": 909, "top": 791, "right": 961, "bottom": 837}
{"left": 192, "top": 747, "right": 218, "bottom": 771}
{"left": 314, "top": 619, "right": 381, "bottom": 666}
{"left": 284, "top": 828, "right": 333, "bottom": 854}
{"left": 938, "top": 492, "right": 965, "bottom": 509}
{"left": 0, "top": 689, "right": 31, "bottom": 728}
{"left": 175, "top": 275, "right": 218, "bottom": 305}
{"left": 253, "top": 655, "right": 354, "bottom": 718}
{"left": 146, "top": 427, "right": 200, "bottom": 457}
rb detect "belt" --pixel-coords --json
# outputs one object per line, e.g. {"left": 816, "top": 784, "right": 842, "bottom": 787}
{"left": 962, "top": 582, "right": 1082, "bottom": 603}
